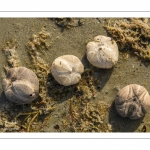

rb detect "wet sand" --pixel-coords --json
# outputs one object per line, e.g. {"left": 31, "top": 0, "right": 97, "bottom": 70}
{"left": 0, "top": 18, "right": 150, "bottom": 132}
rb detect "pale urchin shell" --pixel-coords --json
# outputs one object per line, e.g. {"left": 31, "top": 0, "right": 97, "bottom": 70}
{"left": 51, "top": 55, "right": 84, "bottom": 86}
{"left": 2, "top": 67, "right": 39, "bottom": 104}
{"left": 86, "top": 35, "right": 119, "bottom": 69}
{"left": 115, "top": 84, "right": 150, "bottom": 120}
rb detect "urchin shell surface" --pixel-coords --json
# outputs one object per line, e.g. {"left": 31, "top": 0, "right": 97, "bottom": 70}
{"left": 86, "top": 35, "right": 119, "bottom": 69}
{"left": 51, "top": 55, "right": 84, "bottom": 86}
{"left": 115, "top": 84, "right": 150, "bottom": 120}
{"left": 2, "top": 67, "right": 39, "bottom": 104}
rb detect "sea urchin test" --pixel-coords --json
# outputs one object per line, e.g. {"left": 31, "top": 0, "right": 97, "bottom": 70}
{"left": 2, "top": 67, "right": 39, "bottom": 104}
{"left": 86, "top": 35, "right": 119, "bottom": 69}
{"left": 115, "top": 84, "right": 150, "bottom": 120}
{"left": 51, "top": 55, "right": 84, "bottom": 86}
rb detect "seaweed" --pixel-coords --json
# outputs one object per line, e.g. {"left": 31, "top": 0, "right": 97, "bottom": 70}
{"left": 1, "top": 39, "right": 20, "bottom": 69}
{"left": 50, "top": 18, "right": 83, "bottom": 32}
{"left": 104, "top": 18, "right": 150, "bottom": 61}
{"left": 62, "top": 98, "right": 112, "bottom": 132}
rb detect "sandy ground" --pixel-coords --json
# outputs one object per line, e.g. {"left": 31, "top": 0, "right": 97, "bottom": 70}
{"left": 0, "top": 18, "right": 150, "bottom": 132}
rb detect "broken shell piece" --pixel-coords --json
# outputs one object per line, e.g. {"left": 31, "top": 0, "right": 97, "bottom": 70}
{"left": 115, "top": 84, "right": 150, "bottom": 120}
{"left": 2, "top": 67, "right": 39, "bottom": 104}
{"left": 51, "top": 55, "right": 84, "bottom": 86}
{"left": 86, "top": 35, "right": 119, "bottom": 69}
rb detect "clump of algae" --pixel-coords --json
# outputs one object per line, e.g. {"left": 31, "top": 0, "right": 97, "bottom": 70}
{"left": 50, "top": 18, "right": 83, "bottom": 32}
{"left": 27, "top": 29, "right": 51, "bottom": 101}
{"left": 62, "top": 97, "right": 112, "bottom": 132}
{"left": 104, "top": 18, "right": 150, "bottom": 60}
{"left": 2, "top": 39, "right": 20, "bottom": 69}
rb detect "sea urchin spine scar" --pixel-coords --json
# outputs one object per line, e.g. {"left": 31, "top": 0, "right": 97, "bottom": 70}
{"left": 115, "top": 84, "right": 150, "bottom": 119}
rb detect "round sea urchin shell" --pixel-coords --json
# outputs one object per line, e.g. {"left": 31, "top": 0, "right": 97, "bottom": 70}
{"left": 115, "top": 84, "right": 150, "bottom": 120}
{"left": 51, "top": 55, "right": 84, "bottom": 86}
{"left": 2, "top": 67, "right": 39, "bottom": 104}
{"left": 86, "top": 35, "right": 119, "bottom": 69}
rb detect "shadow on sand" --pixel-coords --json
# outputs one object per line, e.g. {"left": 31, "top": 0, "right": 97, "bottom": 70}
{"left": 108, "top": 101, "right": 144, "bottom": 132}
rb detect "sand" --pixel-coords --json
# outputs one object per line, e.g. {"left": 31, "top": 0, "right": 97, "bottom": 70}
{"left": 0, "top": 18, "right": 150, "bottom": 132}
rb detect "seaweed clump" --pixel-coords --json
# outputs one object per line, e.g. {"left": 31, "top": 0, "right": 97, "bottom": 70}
{"left": 2, "top": 39, "right": 20, "bottom": 69}
{"left": 51, "top": 18, "right": 83, "bottom": 32}
{"left": 104, "top": 18, "right": 150, "bottom": 60}
{"left": 62, "top": 98, "right": 112, "bottom": 132}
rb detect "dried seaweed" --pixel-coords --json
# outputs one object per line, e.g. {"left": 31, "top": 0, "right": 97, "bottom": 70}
{"left": 62, "top": 98, "right": 112, "bottom": 132}
{"left": 50, "top": 18, "right": 83, "bottom": 32}
{"left": 104, "top": 18, "right": 150, "bottom": 60}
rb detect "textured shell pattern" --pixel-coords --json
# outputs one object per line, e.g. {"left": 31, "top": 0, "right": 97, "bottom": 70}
{"left": 51, "top": 55, "right": 84, "bottom": 86}
{"left": 86, "top": 35, "right": 119, "bottom": 69}
{"left": 2, "top": 67, "right": 39, "bottom": 104}
{"left": 115, "top": 84, "right": 150, "bottom": 119}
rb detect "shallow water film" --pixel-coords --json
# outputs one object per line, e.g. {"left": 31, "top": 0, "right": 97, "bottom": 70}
{"left": 0, "top": 18, "right": 150, "bottom": 132}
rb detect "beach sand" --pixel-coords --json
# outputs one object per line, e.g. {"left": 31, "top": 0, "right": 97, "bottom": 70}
{"left": 0, "top": 18, "right": 150, "bottom": 132}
